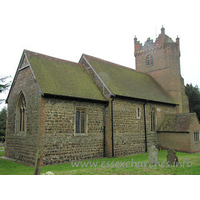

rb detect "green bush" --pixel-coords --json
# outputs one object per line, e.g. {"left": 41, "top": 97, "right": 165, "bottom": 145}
{"left": 0, "top": 107, "right": 6, "bottom": 142}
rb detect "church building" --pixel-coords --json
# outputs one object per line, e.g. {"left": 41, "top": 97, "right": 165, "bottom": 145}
{"left": 5, "top": 27, "right": 200, "bottom": 166}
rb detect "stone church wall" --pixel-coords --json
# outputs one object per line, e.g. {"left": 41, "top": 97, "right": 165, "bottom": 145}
{"left": 112, "top": 98, "right": 176, "bottom": 157}
{"left": 40, "top": 97, "right": 105, "bottom": 165}
{"left": 5, "top": 65, "right": 42, "bottom": 165}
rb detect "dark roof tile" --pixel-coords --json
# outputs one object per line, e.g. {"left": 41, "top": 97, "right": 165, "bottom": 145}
{"left": 25, "top": 50, "right": 106, "bottom": 101}
{"left": 83, "top": 54, "right": 176, "bottom": 104}
{"left": 157, "top": 113, "right": 197, "bottom": 133}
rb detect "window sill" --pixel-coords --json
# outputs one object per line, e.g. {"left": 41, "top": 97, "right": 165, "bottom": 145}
{"left": 16, "top": 131, "right": 26, "bottom": 136}
{"left": 149, "top": 131, "right": 156, "bottom": 134}
{"left": 73, "top": 133, "right": 88, "bottom": 137}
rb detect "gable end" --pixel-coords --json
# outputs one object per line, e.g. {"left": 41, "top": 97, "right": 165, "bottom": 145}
{"left": 6, "top": 50, "right": 43, "bottom": 103}
{"left": 79, "top": 55, "right": 113, "bottom": 98}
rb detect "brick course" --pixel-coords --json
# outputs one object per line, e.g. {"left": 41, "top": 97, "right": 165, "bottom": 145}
{"left": 158, "top": 114, "right": 200, "bottom": 153}
{"left": 158, "top": 132, "right": 191, "bottom": 152}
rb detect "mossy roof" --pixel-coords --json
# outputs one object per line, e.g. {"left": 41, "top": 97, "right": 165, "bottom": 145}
{"left": 83, "top": 54, "right": 176, "bottom": 104}
{"left": 157, "top": 113, "right": 197, "bottom": 133}
{"left": 24, "top": 50, "right": 106, "bottom": 101}
{"left": 165, "top": 36, "right": 175, "bottom": 44}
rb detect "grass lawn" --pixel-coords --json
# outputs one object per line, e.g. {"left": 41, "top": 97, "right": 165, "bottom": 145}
{"left": 0, "top": 150, "right": 200, "bottom": 175}
{"left": 0, "top": 146, "right": 4, "bottom": 151}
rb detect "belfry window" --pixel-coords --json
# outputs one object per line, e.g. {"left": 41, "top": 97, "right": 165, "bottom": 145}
{"left": 147, "top": 55, "right": 153, "bottom": 66}
{"left": 16, "top": 92, "right": 26, "bottom": 133}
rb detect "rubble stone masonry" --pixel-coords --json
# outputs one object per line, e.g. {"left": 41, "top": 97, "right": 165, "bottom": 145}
{"left": 112, "top": 98, "right": 176, "bottom": 157}
{"left": 40, "top": 97, "right": 105, "bottom": 165}
{"left": 5, "top": 64, "right": 42, "bottom": 165}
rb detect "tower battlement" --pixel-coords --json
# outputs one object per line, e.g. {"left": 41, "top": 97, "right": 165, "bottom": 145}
{"left": 134, "top": 27, "right": 180, "bottom": 57}
{"left": 134, "top": 26, "right": 188, "bottom": 113}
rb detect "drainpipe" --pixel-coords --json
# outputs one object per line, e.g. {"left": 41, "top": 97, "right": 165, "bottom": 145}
{"left": 143, "top": 100, "right": 148, "bottom": 152}
{"left": 111, "top": 95, "right": 116, "bottom": 157}
{"left": 103, "top": 101, "right": 109, "bottom": 157}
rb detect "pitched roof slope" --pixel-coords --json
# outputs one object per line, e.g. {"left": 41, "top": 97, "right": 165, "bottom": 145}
{"left": 25, "top": 50, "right": 106, "bottom": 101}
{"left": 157, "top": 113, "right": 197, "bottom": 133}
{"left": 83, "top": 54, "right": 176, "bottom": 104}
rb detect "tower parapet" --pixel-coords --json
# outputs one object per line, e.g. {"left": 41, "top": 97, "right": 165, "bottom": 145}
{"left": 134, "top": 27, "right": 188, "bottom": 113}
{"left": 135, "top": 27, "right": 180, "bottom": 57}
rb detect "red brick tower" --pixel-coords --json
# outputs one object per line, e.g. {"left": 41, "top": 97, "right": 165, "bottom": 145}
{"left": 134, "top": 26, "right": 189, "bottom": 113}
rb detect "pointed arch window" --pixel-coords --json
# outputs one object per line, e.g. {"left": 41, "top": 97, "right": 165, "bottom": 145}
{"left": 16, "top": 92, "right": 26, "bottom": 133}
{"left": 146, "top": 55, "right": 153, "bottom": 66}
{"left": 75, "top": 107, "right": 88, "bottom": 134}
{"left": 147, "top": 56, "right": 149, "bottom": 65}
{"left": 150, "top": 108, "right": 156, "bottom": 132}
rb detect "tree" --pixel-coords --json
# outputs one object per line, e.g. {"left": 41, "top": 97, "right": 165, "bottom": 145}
{"left": 0, "top": 76, "right": 11, "bottom": 104}
{"left": 0, "top": 76, "right": 10, "bottom": 142}
{"left": 185, "top": 83, "right": 200, "bottom": 120}
{"left": 0, "top": 107, "right": 6, "bottom": 142}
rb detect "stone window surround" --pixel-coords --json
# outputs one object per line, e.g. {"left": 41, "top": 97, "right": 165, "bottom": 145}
{"left": 136, "top": 107, "right": 141, "bottom": 119}
{"left": 74, "top": 106, "right": 88, "bottom": 136}
{"left": 194, "top": 131, "right": 200, "bottom": 142}
{"left": 15, "top": 91, "right": 27, "bottom": 135}
{"left": 146, "top": 54, "right": 153, "bottom": 67}
{"left": 150, "top": 107, "right": 156, "bottom": 132}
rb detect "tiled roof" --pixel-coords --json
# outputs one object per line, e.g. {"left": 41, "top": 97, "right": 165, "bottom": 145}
{"left": 24, "top": 50, "right": 106, "bottom": 101}
{"left": 83, "top": 54, "right": 176, "bottom": 104}
{"left": 165, "top": 36, "right": 175, "bottom": 44}
{"left": 157, "top": 113, "right": 197, "bottom": 133}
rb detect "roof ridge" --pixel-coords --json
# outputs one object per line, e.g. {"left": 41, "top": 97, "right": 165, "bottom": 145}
{"left": 83, "top": 53, "right": 138, "bottom": 73}
{"left": 24, "top": 49, "right": 82, "bottom": 66}
{"left": 83, "top": 53, "right": 176, "bottom": 105}
{"left": 83, "top": 54, "right": 162, "bottom": 78}
{"left": 23, "top": 50, "right": 106, "bottom": 101}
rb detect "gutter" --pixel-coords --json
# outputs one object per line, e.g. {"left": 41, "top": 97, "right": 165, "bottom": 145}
{"left": 143, "top": 100, "right": 148, "bottom": 152}
{"left": 114, "top": 94, "right": 177, "bottom": 106}
{"left": 43, "top": 93, "right": 108, "bottom": 104}
{"left": 157, "top": 131, "right": 190, "bottom": 133}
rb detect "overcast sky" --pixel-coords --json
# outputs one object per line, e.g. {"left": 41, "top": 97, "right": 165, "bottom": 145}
{"left": 0, "top": 0, "right": 200, "bottom": 109}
